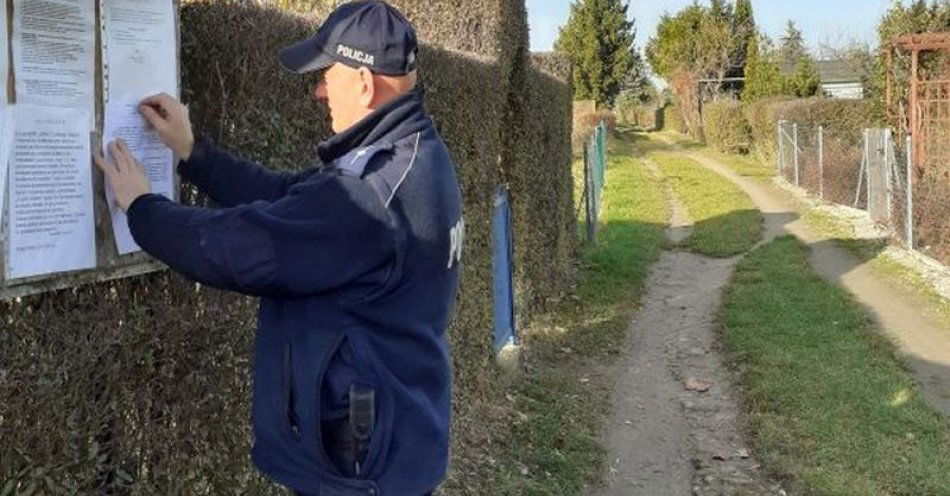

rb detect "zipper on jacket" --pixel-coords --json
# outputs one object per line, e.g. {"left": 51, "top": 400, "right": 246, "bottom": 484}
{"left": 284, "top": 343, "right": 302, "bottom": 440}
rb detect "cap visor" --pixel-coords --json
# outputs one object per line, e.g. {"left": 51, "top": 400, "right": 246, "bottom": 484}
{"left": 278, "top": 38, "right": 335, "bottom": 74}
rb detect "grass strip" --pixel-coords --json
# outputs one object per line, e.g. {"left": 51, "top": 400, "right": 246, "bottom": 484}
{"left": 802, "top": 208, "right": 950, "bottom": 331}
{"left": 651, "top": 151, "right": 763, "bottom": 257}
{"left": 721, "top": 236, "right": 950, "bottom": 495}
{"left": 701, "top": 149, "right": 774, "bottom": 179}
{"left": 449, "top": 129, "right": 668, "bottom": 495}
{"left": 657, "top": 130, "right": 774, "bottom": 180}
{"left": 695, "top": 143, "right": 949, "bottom": 329}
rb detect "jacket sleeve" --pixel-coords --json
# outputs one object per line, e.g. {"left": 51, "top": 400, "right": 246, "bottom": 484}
{"left": 178, "top": 135, "right": 318, "bottom": 207}
{"left": 125, "top": 174, "right": 395, "bottom": 297}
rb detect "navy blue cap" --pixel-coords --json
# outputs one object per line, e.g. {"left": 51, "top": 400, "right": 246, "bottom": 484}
{"left": 278, "top": 1, "right": 418, "bottom": 77}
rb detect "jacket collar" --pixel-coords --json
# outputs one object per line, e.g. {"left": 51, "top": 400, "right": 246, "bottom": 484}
{"left": 317, "top": 86, "right": 431, "bottom": 164}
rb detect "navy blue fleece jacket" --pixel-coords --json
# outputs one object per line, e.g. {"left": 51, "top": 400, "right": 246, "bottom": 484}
{"left": 126, "top": 88, "right": 463, "bottom": 496}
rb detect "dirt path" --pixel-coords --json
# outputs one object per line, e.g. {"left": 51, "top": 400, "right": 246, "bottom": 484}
{"left": 651, "top": 135, "right": 950, "bottom": 418}
{"left": 589, "top": 159, "right": 784, "bottom": 496}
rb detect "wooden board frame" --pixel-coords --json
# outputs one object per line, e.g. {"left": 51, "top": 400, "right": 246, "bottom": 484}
{"left": 0, "top": 0, "right": 181, "bottom": 300}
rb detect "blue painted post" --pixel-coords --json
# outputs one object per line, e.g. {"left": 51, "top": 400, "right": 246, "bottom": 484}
{"left": 492, "top": 187, "right": 516, "bottom": 352}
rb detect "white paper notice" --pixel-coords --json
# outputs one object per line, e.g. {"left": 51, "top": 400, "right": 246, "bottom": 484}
{"left": 7, "top": 106, "right": 95, "bottom": 279}
{"left": 12, "top": 0, "right": 96, "bottom": 115}
{"left": 103, "top": 100, "right": 174, "bottom": 254}
{"left": 102, "top": 0, "right": 177, "bottom": 101}
{"left": 0, "top": 107, "right": 16, "bottom": 237}
{"left": 0, "top": 0, "right": 11, "bottom": 232}
{"left": 101, "top": 0, "right": 177, "bottom": 254}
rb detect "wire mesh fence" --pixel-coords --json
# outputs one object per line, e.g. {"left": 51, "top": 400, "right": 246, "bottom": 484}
{"left": 777, "top": 120, "right": 867, "bottom": 208}
{"left": 777, "top": 120, "right": 919, "bottom": 251}
{"left": 581, "top": 120, "right": 607, "bottom": 242}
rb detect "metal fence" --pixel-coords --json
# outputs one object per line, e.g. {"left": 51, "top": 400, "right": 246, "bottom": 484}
{"left": 777, "top": 120, "right": 916, "bottom": 249}
{"left": 581, "top": 120, "right": 607, "bottom": 242}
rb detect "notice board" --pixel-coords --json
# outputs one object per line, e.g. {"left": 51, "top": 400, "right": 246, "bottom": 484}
{"left": 0, "top": 0, "right": 180, "bottom": 299}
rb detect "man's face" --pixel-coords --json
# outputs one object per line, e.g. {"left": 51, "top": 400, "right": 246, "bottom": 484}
{"left": 314, "top": 63, "right": 367, "bottom": 134}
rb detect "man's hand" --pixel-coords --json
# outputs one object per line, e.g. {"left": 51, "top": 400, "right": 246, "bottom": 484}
{"left": 140, "top": 93, "right": 195, "bottom": 160}
{"left": 94, "top": 139, "right": 152, "bottom": 212}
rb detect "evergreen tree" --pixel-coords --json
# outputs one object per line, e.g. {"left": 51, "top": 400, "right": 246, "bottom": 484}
{"left": 787, "top": 57, "right": 821, "bottom": 97}
{"left": 731, "top": 0, "right": 755, "bottom": 77}
{"left": 710, "top": 0, "right": 733, "bottom": 21}
{"left": 555, "top": 0, "right": 639, "bottom": 106}
{"left": 776, "top": 20, "right": 821, "bottom": 97}
{"left": 742, "top": 34, "right": 785, "bottom": 100}
{"left": 778, "top": 20, "right": 807, "bottom": 67}
{"left": 645, "top": 4, "right": 731, "bottom": 81}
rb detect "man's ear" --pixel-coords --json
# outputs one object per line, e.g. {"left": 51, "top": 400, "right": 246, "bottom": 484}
{"left": 358, "top": 67, "right": 376, "bottom": 108}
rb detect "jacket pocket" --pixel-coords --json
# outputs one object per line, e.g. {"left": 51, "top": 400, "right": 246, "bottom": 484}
{"left": 342, "top": 332, "right": 394, "bottom": 479}
{"left": 312, "top": 332, "right": 351, "bottom": 473}
{"left": 282, "top": 341, "right": 303, "bottom": 441}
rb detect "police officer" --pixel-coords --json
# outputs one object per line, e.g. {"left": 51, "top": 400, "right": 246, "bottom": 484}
{"left": 95, "top": 2, "right": 463, "bottom": 495}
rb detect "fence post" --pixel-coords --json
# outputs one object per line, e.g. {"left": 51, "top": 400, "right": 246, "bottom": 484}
{"left": 599, "top": 121, "right": 607, "bottom": 186}
{"left": 581, "top": 141, "right": 590, "bottom": 241}
{"left": 855, "top": 129, "right": 867, "bottom": 208}
{"left": 906, "top": 135, "right": 914, "bottom": 250}
{"left": 777, "top": 120, "right": 783, "bottom": 174}
{"left": 885, "top": 129, "right": 893, "bottom": 222}
{"left": 866, "top": 129, "right": 871, "bottom": 214}
{"left": 818, "top": 125, "right": 824, "bottom": 200}
{"left": 592, "top": 129, "right": 598, "bottom": 240}
{"left": 793, "top": 123, "right": 800, "bottom": 187}
{"left": 583, "top": 141, "right": 592, "bottom": 242}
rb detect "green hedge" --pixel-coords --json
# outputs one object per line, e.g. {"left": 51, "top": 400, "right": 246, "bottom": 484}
{"left": 702, "top": 98, "right": 751, "bottom": 154}
{"left": 511, "top": 53, "right": 574, "bottom": 320}
{"left": 664, "top": 102, "right": 686, "bottom": 134}
{"left": 743, "top": 97, "right": 791, "bottom": 165}
{"left": 771, "top": 97, "right": 872, "bottom": 139}
{"left": 617, "top": 104, "right": 661, "bottom": 131}
{"left": 0, "top": 0, "right": 574, "bottom": 493}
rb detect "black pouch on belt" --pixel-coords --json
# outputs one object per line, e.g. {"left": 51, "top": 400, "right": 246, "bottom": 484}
{"left": 349, "top": 384, "right": 375, "bottom": 476}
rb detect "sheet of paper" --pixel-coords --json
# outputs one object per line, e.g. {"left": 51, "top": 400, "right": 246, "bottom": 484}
{"left": 0, "top": 0, "right": 11, "bottom": 237}
{"left": 0, "top": 107, "right": 16, "bottom": 241}
{"left": 103, "top": 100, "right": 174, "bottom": 254}
{"left": 7, "top": 106, "right": 95, "bottom": 279}
{"left": 102, "top": 0, "right": 177, "bottom": 101}
{"left": 12, "top": 0, "right": 96, "bottom": 117}
{"left": 0, "top": 0, "right": 8, "bottom": 106}
{"left": 100, "top": 0, "right": 177, "bottom": 254}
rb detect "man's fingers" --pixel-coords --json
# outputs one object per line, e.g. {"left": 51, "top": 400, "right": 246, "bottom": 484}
{"left": 108, "top": 140, "right": 131, "bottom": 171}
{"left": 140, "top": 92, "right": 173, "bottom": 108}
{"left": 116, "top": 138, "right": 131, "bottom": 156}
{"left": 93, "top": 151, "right": 110, "bottom": 171}
{"left": 107, "top": 141, "right": 120, "bottom": 163}
{"left": 139, "top": 104, "right": 167, "bottom": 130}
{"left": 140, "top": 93, "right": 178, "bottom": 119}
{"left": 93, "top": 151, "right": 116, "bottom": 179}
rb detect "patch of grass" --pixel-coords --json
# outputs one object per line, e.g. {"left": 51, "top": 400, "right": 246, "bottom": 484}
{"left": 656, "top": 130, "right": 704, "bottom": 149}
{"left": 655, "top": 130, "right": 774, "bottom": 180}
{"left": 721, "top": 236, "right": 950, "bottom": 496}
{"left": 651, "top": 152, "right": 763, "bottom": 257}
{"left": 702, "top": 150, "right": 774, "bottom": 179}
{"left": 450, "top": 128, "right": 668, "bottom": 496}
{"left": 683, "top": 145, "right": 950, "bottom": 330}
{"left": 802, "top": 208, "right": 950, "bottom": 330}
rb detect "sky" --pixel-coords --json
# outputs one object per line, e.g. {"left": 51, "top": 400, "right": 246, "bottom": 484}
{"left": 526, "top": 0, "right": 895, "bottom": 59}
